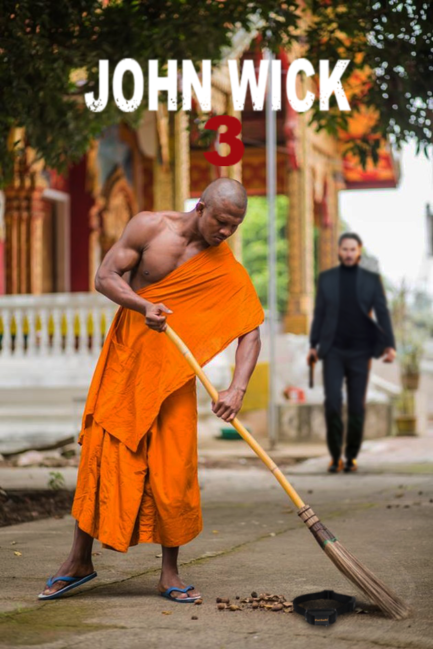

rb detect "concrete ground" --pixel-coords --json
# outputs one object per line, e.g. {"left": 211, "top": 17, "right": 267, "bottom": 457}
{"left": 1, "top": 435, "right": 433, "bottom": 649}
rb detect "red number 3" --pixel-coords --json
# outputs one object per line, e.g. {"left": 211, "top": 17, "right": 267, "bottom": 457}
{"left": 203, "top": 115, "right": 244, "bottom": 166}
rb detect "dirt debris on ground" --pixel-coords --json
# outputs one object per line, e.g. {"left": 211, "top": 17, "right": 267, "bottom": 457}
{"left": 0, "top": 488, "right": 74, "bottom": 527}
{"left": 216, "top": 592, "right": 293, "bottom": 613}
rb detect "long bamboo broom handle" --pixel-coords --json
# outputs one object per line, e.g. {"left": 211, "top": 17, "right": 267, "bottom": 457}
{"left": 165, "top": 325, "right": 305, "bottom": 510}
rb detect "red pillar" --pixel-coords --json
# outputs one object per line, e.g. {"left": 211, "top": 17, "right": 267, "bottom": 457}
{"left": 0, "top": 240, "right": 4, "bottom": 294}
{"left": 68, "top": 157, "right": 94, "bottom": 292}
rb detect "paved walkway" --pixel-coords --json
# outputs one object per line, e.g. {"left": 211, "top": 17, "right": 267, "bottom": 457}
{"left": 292, "top": 434, "right": 433, "bottom": 475}
{"left": 1, "top": 434, "right": 432, "bottom": 648}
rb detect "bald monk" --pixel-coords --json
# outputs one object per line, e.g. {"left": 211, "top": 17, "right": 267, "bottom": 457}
{"left": 39, "top": 178, "right": 264, "bottom": 602}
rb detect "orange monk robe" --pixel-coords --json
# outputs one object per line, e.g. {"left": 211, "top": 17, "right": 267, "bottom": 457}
{"left": 72, "top": 242, "right": 264, "bottom": 551}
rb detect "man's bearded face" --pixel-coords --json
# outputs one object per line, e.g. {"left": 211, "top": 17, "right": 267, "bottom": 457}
{"left": 338, "top": 238, "right": 362, "bottom": 266}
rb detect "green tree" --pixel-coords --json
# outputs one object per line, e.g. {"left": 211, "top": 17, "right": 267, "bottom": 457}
{"left": 0, "top": 0, "right": 299, "bottom": 186}
{"left": 242, "top": 196, "right": 288, "bottom": 315}
{"left": 0, "top": 1, "right": 431, "bottom": 186}
{"left": 304, "top": 0, "right": 432, "bottom": 166}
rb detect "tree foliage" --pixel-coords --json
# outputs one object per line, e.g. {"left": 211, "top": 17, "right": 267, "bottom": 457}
{"left": 242, "top": 196, "right": 288, "bottom": 315}
{"left": 0, "top": 0, "right": 431, "bottom": 186}
{"left": 304, "top": 0, "right": 432, "bottom": 167}
{"left": 0, "top": 0, "right": 299, "bottom": 185}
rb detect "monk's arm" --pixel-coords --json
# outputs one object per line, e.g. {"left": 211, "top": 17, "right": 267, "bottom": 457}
{"left": 95, "top": 213, "right": 171, "bottom": 330}
{"left": 231, "top": 327, "right": 261, "bottom": 393}
{"left": 212, "top": 327, "right": 261, "bottom": 422}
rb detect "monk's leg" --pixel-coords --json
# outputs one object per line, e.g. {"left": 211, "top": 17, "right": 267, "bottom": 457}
{"left": 157, "top": 545, "right": 201, "bottom": 600}
{"left": 151, "top": 378, "right": 202, "bottom": 600}
{"left": 39, "top": 521, "right": 95, "bottom": 596}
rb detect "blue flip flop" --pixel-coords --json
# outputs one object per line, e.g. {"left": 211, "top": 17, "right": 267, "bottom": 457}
{"left": 38, "top": 571, "right": 97, "bottom": 600}
{"left": 160, "top": 585, "right": 201, "bottom": 603}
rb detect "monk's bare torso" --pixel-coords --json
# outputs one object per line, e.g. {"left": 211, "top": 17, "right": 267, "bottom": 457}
{"left": 126, "top": 211, "right": 210, "bottom": 292}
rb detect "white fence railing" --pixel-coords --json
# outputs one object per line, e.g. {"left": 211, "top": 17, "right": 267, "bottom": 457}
{"left": 0, "top": 292, "right": 118, "bottom": 358}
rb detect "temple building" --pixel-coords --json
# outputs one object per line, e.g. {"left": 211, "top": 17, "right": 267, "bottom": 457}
{"left": 0, "top": 43, "right": 400, "bottom": 452}
{"left": 0, "top": 44, "right": 399, "bottom": 324}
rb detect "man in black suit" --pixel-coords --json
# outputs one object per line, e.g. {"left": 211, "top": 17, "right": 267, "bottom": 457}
{"left": 308, "top": 233, "right": 396, "bottom": 473}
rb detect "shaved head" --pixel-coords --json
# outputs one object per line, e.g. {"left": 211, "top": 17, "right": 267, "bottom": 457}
{"left": 195, "top": 179, "right": 248, "bottom": 247}
{"left": 200, "top": 178, "right": 248, "bottom": 215}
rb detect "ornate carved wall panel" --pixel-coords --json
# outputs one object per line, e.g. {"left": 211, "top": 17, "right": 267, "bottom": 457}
{"left": 4, "top": 144, "right": 48, "bottom": 295}
{"left": 88, "top": 167, "right": 138, "bottom": 286}
{"left": 174, "top": 111, "right": 190, "bottom": 212}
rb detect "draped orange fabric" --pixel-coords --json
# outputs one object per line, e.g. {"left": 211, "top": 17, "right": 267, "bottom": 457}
{"left": 80, "top": 242, "right": 265, "bottom": 453}
{"left": 72, "top": 378, "right": 201, "bottom": 551}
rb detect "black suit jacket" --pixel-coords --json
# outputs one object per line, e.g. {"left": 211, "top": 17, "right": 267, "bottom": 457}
{"left": 309, "top": 265, "right": 395, "bottom": 359}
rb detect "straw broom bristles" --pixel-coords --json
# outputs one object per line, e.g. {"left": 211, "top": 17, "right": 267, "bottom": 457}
{"left": 298, "top": 505, "right": 411, "bottom": 620}
{"left": 324, "top": 541, "right": 410, "bottom": 620}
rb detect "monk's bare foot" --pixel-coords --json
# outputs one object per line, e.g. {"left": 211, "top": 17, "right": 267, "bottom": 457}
{"left": 39, "top": 559, "right": 94, "bottom": 597}
{"left": 158, "top": 571, "right": 201, "bottom": 600}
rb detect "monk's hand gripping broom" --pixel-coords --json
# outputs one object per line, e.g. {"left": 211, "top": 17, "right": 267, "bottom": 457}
{"left": 165, "top": 325, "right": 410, "bottom": 620}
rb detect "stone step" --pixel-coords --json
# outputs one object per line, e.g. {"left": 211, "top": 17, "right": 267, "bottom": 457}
{"left": 0, "top": 424, "right": 78, "bottom": 455}
{"left": 0, "top": 407, "right": 76, "bottom": 419}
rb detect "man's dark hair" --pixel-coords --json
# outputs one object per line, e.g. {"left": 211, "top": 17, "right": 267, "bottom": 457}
{"left": 338, "top": 232, "right": 363, "bottom": 247}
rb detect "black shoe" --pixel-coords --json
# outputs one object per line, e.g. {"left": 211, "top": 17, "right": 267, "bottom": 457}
{"left": 328, "top": 459, "right": 344, "bottom": 473}
{"left": 344, "top": 458, "right": 358, "bottom": 473}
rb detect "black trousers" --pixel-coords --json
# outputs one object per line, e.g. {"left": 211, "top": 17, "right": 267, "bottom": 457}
{"left": 322, "top": 346, "right": 371, "bottom": 461}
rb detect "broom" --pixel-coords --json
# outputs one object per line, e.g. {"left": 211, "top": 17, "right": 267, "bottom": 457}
{"left": 165, "top": 324, "right": 410, "bottom": 620}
